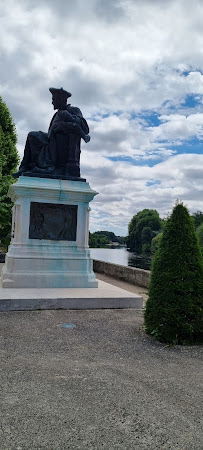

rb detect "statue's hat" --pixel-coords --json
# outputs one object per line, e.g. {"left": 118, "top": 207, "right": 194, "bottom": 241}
{"left": 49, "top": 87, "right": 72, "bottom": 98}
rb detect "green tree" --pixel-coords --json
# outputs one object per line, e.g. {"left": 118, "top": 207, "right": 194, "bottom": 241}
{"left": 192, "top": 211, "right": 203, "bottom": 229}
{"left": 89, "top": 230, "right": 126, "bottom": 247}
{"left": 116, "top": 235, "right": 126, "bottom": 245}
{"left": 126, "top": 209, "right": 162, "bottom": 253}
{"left": 95, "top": 230, "right": 117, "bottom": 241}
{"left": 89, "top": 232, "right": 97, "bottom": 248}
{"left": 141, "top": 226, "right": 156, "bottom": 254}
{"left": 93, "top": 234, "right": 109, "bottom": 247}
{"left": 144, "top": 203, "right": 203, "bottom": 345}
{"left": 196, "top": 223, "right": 203, "bottom": 254}
{"left": 89, "top": 232, "right": 110, "bottom": 248}
{"left": 0, "top": 96, "right": 19, "bottom": 243}
{"left": 151, "top": 232, "right": 163, "bottom": 255}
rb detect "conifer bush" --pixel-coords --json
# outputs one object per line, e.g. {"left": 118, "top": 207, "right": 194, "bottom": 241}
{"left": 144, "top": 203, "right": 203, "bottom": 345}
{"left": 0, "top": 96, "right": 19, "bottom": 242}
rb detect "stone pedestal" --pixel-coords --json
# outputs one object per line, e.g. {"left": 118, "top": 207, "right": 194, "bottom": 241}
{"left": 1, "top": 177, "right": 98, "bottom": 288}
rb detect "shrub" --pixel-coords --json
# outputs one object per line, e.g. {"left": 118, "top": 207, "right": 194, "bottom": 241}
{"left": 144, "top": 203, "right": 203, "bottom": 345}
{"left": 151, "top": 232, "right": 163, "bottom": 255}
{"left": 196, "top": 223, "right": 203, "bottom": 254}
{"left": 0, "top": 96, "right": 19, "bottom": 241}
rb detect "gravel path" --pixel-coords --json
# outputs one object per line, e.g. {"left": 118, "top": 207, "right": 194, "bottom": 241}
{"left": 0, "top": 308, "right": 202, "bottom": 450}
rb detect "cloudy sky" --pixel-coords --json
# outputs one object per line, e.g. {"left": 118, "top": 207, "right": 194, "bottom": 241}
{"left": 1, "top": 0, "right": 203, "bottom": 235}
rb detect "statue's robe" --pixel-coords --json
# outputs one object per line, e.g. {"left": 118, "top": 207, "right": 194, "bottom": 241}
{"left": 19, "top": 105, "right": 89, "bottom": 172}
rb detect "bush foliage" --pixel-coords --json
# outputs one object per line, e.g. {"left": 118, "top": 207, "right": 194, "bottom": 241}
{"left": 144, "top": 203, "right": 203, "bottom": 345}
{"left": 196, "top": 223, "right": 203, "bottom": 254}
{"left": 151, "top": 232, "right": 163, "bottom": 255}
{"left": 0, "top": 96, "right": 19, "bottom": 241}
{"left": 192, "top": 210, "right": 203, "bottom": 229}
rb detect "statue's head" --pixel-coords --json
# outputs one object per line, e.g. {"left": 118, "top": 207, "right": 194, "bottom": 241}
{"left": 49, "top": 87, "right": 72, "bottom": 110}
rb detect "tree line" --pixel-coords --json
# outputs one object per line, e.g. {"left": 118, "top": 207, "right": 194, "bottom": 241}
{"left": 89, "top": 231, "right": 126, "bottom": 248}
{"left": 126, "top": 208, "right": 203, "bottom": 256}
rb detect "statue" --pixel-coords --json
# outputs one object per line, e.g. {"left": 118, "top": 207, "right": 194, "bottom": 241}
{"left": 13, "top": 87, "right": 90, "bottom": 180}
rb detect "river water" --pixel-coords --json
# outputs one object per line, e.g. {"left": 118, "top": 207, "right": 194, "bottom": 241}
{"left": 90, "top": 247, "right": 151, "bottom": 270}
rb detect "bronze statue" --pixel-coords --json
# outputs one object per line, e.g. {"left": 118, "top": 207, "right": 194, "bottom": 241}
{"left": 13, "top": 87, "right": 90, "bottom": 180}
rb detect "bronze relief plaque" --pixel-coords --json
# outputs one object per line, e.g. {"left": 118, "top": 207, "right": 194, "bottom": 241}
{"left": 29, "top": 202, "right": 77, "bottom": 241}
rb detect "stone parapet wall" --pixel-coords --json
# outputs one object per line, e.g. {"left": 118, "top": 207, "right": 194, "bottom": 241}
{"left": 93, "top": 259, "right": 150, "bottom": 288}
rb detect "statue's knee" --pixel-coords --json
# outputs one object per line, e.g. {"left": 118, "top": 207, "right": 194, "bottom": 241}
{"left": 27, "top": 131, "right": 41, "bottom": 144}
{"left": 27, "top": 131, "right": 35, "bottom": 142}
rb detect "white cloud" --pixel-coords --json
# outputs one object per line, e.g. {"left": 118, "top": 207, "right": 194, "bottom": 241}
{"left": 150, "top": 113, "right": 203, "bottom": 141}
{"left": 86, "top": 153, "right": 203, "bottom": 234}
{"left": 1, "top": 0, "right": 203, "bottom": 234}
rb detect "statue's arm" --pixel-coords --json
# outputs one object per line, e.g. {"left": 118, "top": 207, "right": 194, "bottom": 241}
{"left": 65, "top": 107, "right": 89, "bottom": 134}
{"left": 50, "top": 121, "right": 90, "bottom": 142}
{"left": 49, "top": 107, "right": 90, "bottom": 141}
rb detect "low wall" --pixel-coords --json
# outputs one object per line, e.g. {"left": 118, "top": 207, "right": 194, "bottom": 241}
{"left": 93, "top": 259, "right": 150, "bottom": 288}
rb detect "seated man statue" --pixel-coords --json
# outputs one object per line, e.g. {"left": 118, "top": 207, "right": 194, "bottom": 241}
{"left": 13, "top": 87, "right": 90, "bottom": 179}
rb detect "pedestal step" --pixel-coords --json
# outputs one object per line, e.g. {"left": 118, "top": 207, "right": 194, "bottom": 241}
{"left": 0, "top": 280, "right": 143, "bottom": 311}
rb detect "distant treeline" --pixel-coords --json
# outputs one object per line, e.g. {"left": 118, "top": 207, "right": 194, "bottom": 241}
{"left": 126, "top": 209, "right": 203, "bottom": 256}
{"left": 89, "top": 231, "right": 126, "bottom": 248}
{"left": 89, "top": 210, "right": 203, "bottom": 255}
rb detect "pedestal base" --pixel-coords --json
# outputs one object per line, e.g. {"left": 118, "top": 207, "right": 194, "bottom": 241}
{"left": 2, "top": 177, "right": 98, "bottom": 289}
{"left": 1, "top": 248, "right": 98, "bottom": 289}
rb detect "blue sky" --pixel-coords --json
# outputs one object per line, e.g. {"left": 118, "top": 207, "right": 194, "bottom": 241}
{"left": 1, "top": 0, "right": 203, "bottom": 235}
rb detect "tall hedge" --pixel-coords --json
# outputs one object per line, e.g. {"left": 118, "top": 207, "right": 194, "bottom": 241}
{"left": 144, "top": 203, "right": 203, "bottom": 345}
{"left": 0, "top": 96, "right": 19, "bottom": 241}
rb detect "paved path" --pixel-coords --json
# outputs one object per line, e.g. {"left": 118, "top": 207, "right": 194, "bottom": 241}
{"left": 1, "top": 308, "right": 203, "bottom": 450}
{"left": 96, "top": 272, "right": 148, "bottom": 304}
{"left": 0, "top": 264, "right": 202, "bottom": 449}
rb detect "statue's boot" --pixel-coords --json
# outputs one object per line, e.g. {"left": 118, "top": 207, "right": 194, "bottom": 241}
{"left": 12, "top": 166, "right": 29, "bottom": 178}
{"left": 31, "top": 166, "right": 55, "bottom": 174}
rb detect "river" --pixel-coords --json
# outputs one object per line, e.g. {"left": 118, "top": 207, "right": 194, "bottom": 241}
{"left": 90, "top": 247, "right": 151, "bottom": 270}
